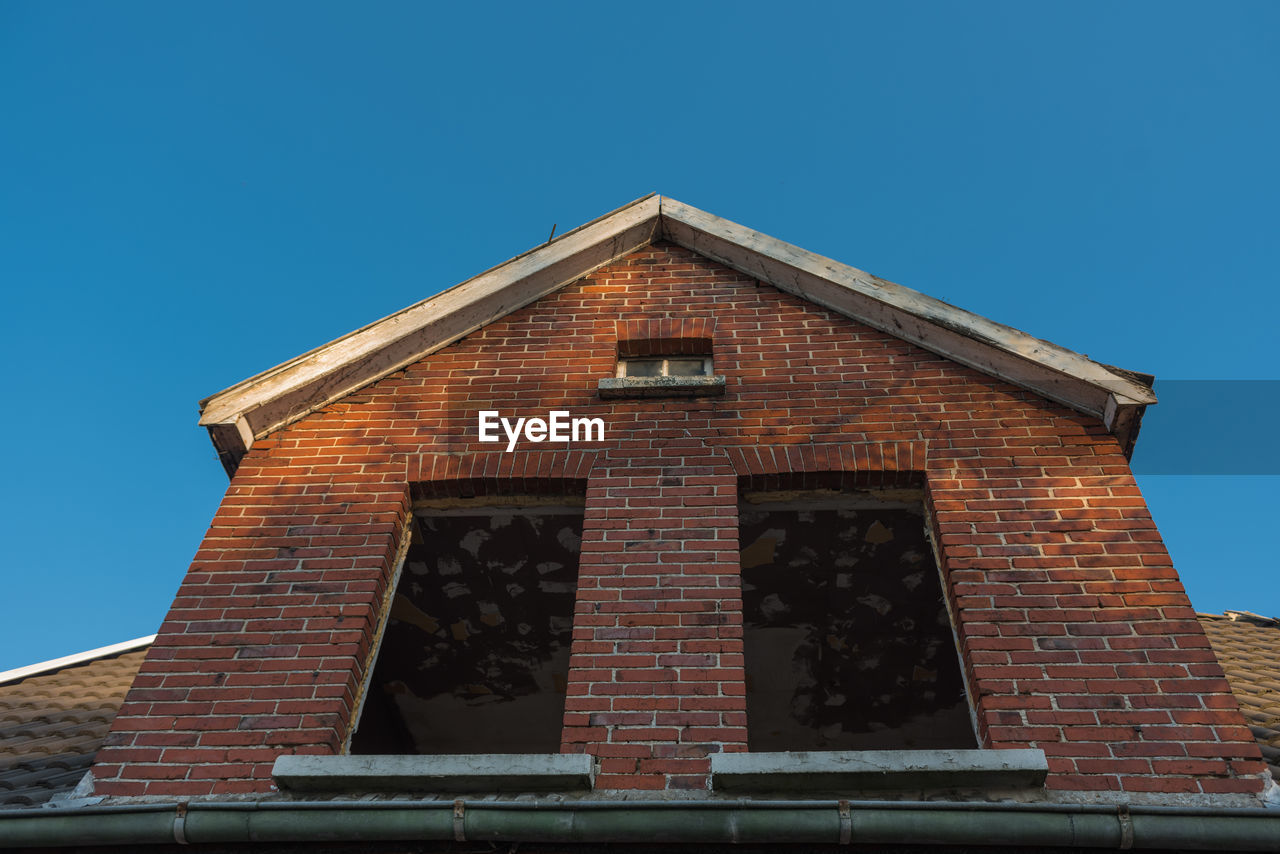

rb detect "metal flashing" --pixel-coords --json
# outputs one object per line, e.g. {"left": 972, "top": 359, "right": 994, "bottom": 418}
{"left": 0, "top": 636, "right": 155, "bottom": 687}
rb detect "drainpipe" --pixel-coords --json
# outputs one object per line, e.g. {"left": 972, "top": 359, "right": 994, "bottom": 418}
{"left": 1, "top": 800, "right": 1278, "bottom": 850}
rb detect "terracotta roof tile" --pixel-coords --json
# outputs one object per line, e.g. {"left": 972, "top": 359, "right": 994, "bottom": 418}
{"left": 1199, "top": 611, "right": 1280, "bottom": 780}
{"left": 0, "top": 648, "right": 147, "bottom": 806}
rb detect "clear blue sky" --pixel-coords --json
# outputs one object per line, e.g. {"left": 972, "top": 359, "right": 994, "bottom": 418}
{"left": 1, "top": 2, "right": 1276, "bottom": 671}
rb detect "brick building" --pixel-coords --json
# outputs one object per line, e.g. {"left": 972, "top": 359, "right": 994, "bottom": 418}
{"left": 3, "top": 195, "right": 1277, "bottom": 850}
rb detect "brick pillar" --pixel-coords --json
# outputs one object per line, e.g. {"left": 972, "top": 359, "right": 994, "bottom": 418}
{"left": 561, "top": 444, "right": 745, "bottom": 790}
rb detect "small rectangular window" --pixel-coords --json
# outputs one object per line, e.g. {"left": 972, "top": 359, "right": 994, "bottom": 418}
{"left": 616, "top": 356, "right": 712, "bottom": 378}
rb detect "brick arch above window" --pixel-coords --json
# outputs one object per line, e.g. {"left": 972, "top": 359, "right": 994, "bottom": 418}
{"left": 616, "top": 317, "right": 714, "bottom": 357}
{"left": 723, "top": 441, "right": 927, "bottom": 491}
{"left": 407, "top": 450, "right": 602, "bottom": 501}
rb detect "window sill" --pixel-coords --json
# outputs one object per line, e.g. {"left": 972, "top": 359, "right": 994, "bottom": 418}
{"left": 710, "top": 749, "right": 1048, "bottom": 792}
{"left": 598, "top": 375, "right": 726, "bottom": 399}
{"left": 272, "top": 753, "right": 595, "bottom": 793}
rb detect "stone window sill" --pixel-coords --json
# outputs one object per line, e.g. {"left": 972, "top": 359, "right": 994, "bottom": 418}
{"left": 272, "top": 753, "right": 595, "bottom": 793}
{"left": 598, "top": 375, "right": 726, "bottom": 399}
{"left": 710, "top": 749, "right": 1048, "bottom": 792}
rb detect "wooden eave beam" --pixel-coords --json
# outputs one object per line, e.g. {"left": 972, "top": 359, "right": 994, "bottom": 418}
{"left": 656, "top": 199, "right": 1156, "bottom": 447}
{"left": 199, "top": 194, "right": 1156, "bottom": 476}
{"left": 199, "top": 195, "right": 662, "bottom": 471}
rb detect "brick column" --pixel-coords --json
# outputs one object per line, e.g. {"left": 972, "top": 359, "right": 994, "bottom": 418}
{"left": 561, "top": 444, "right": 744, "bottom": 791}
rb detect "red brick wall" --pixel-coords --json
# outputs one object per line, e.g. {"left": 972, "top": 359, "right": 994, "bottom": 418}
{"left": 92, "top": 243, "right": 1267, "bottom": 800}
{"left": 562, "top": 446, "right": 742, "bottom": 791}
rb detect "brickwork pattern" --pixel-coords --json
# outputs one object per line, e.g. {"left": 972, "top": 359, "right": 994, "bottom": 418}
{"left": 92, "top": 243, "right": 1267, "bottom": 799}
{"left": 563, "top": 448, "right": 742, "bottom": 791}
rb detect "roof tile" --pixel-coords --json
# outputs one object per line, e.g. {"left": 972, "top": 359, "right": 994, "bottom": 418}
{"left": 1199, "top": 611, "right": 1280, "bottom": 781}
{"left": 0, "top": 649, "right": 147, "bottom": 806}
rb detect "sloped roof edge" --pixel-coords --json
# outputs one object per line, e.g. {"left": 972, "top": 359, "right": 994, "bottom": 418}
{"left": 198, "top": 195, "right": 1157, "bottom": 474}
{"left": 0, "top": 635, "right": 155, "bottom": 687}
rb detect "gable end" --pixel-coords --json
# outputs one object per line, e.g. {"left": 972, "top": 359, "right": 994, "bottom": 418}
{"left": 199, "top": 196, "right": 1156, "bottom": 473}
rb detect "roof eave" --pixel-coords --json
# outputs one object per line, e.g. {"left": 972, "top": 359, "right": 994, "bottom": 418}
{"left": 199, "top": 194, "right": 663, "bottom": 472}
{"left": 199, "top": 195, "right": 1156, "bottom": 475}
{"left": 657, "top": 199, "right": 1155, "bottom": 456}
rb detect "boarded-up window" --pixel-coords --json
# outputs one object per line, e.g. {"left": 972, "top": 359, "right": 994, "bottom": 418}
{"left": 739, "top": 490, "right": 975, "bottom": 752}
{"left": 351, "top": 500, "right": 583, "bottom": 754}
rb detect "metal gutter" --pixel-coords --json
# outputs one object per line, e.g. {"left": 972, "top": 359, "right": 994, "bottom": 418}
{"left": 1, "top": 799, "right": 1278, "bottom": 850}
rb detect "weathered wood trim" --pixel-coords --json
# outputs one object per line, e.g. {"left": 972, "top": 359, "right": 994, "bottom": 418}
{"left": 206, "top": 417, "right": 255, "bottom": 477}
{"left": 657, "top": 198, "right": 1158, "bottom": 417}
{"left": 200, "top": 194, "right": 1156, "bottom": 472}
{"left": 1104, "top": 394, "right": 1146, "bottom": 459}
{"left": 200, "top": 195, "right": 663, "bottom": 465}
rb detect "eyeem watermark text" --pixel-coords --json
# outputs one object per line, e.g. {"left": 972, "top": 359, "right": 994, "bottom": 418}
{"left": 478, "top": 410, "right": 605, "bottom": 452}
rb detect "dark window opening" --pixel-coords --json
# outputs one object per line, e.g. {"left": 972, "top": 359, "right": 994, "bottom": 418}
{"left": 739, "top": 489, "right": 976, "bottom": 752}
{"left": 350, "top": 499, "right": 583, "bottom": 755}
{"left": 615, "top": 356, "right": 712, "bottom": 378}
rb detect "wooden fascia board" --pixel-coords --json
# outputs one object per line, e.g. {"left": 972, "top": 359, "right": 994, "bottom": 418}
{"left": 657, "top": 199, "right": 1158, "bottom": 424}
{"left": 198, "top": 195, "right": 662, "bottom": 464}
{"left": 200, "top": 193, "right": 1157, "bottom": 473}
